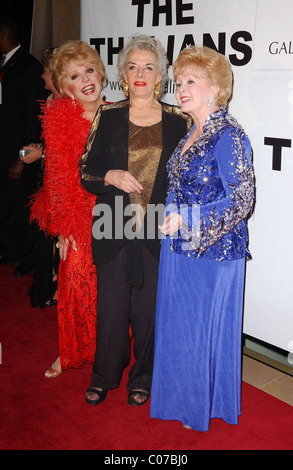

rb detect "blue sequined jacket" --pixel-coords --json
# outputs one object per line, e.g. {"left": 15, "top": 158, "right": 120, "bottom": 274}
{"left": 167, "top": 107, "right": 255, "bottom": 261}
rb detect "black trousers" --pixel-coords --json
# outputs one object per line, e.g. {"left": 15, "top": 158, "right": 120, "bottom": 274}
{"left": 90, "top": 243, "right": 159, "bottom": 392}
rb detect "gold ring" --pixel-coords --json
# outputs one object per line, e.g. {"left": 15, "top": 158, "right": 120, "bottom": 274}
{"left": 56, "top": 242, "right": 61, "bottom": 248}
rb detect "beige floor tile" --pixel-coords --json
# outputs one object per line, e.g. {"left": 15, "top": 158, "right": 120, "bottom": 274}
{"left": 261, "top": 375, "right": 293, "bottom": 406}
{"left": 242, "top": 355, "right": 284, "bottom": 388}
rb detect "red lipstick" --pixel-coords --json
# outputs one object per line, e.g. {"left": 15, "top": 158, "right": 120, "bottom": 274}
{"left": 134, "top": 81, "right": 147, "bottom": 86}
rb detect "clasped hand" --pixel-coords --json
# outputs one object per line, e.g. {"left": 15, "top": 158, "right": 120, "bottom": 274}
{"left": 9, "top": 144, "right": 43, "bottom": 179}
{"left": 21, "top": 144, "right": 43, "bottom": 164}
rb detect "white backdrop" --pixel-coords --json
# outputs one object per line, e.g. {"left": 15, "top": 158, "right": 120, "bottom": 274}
{"left": 80, "top": 0, "right": 293, "bottom": 353}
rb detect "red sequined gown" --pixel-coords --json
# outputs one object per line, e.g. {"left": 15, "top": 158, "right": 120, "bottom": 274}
{"left": 30, "top": 98, "right": 97, "bottom": 370}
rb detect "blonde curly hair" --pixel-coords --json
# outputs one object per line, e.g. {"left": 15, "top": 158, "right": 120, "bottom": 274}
{"left": 50, "top": 40, "right": 107, "bottom": 97}
{"left": 173, "top": 46, "right": 233, "bottom": 107}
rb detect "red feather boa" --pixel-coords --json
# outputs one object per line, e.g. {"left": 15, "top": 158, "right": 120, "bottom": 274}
{"left": 30, "top": 98, "right": 96, "bottom": 244}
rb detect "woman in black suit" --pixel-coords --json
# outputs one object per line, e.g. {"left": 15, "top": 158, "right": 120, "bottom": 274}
{"left": 80, "top": 34, "right": 189, "bottom": 407}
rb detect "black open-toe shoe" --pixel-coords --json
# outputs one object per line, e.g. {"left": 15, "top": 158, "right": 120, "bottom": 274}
{"left": 128, "top": 390, "right": 150, "bottom": 406}
{"left": 85, "top": 387, "right": 107, "bottom": 405}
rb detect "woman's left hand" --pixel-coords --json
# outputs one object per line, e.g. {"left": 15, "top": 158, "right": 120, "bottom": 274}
{"left": 159, "top": 212, "right": 183, "bottom": 236}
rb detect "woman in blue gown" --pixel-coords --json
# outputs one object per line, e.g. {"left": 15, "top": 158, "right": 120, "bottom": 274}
{"left": 150, "top": 45, "right": 255, "bottom": 432}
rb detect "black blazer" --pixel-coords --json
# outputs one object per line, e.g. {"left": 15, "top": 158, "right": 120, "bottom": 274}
{"left": 0, "top": 46, "right": 47, "bottom": 168}
{"left": 80, "top": 100, "right": 189, "bottom": 266}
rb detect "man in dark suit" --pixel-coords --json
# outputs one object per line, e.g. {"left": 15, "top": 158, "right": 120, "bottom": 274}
{"left": 0, "top": 16, "right": 47, "bottom": 276}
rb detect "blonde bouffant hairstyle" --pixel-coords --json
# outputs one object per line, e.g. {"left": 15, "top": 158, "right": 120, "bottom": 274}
{"left": 50, "top": 40, "right": 107, "bottom": 97}
{"left": 173, "top": 45, "right": 233, "bottom": 107}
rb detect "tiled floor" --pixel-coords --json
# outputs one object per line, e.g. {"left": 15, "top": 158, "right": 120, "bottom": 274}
{"left": 242, "top": 355, "right": 293, "bottom": 406}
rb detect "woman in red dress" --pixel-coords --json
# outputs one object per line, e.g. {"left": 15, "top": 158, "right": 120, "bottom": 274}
{"left": 30, "top": 40, "right": 107, "bottom": 378}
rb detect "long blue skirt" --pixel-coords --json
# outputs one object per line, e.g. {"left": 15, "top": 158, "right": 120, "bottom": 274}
{"left": 150, "top": 235, "right": 245, "bottom": 432}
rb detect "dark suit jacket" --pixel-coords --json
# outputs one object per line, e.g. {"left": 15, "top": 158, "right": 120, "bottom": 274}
{"left": 80, "top": 100, "right": 189, "bottom": 266}
{"left": 0, "top": 46, "right": 47, "bottom": 168}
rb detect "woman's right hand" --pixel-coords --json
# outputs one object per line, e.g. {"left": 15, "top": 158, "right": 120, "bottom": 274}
{"left": 58, "top": 234, "right": 69, "bottom": 261}
{"left": 58, "top": 235, "right": 77, "bottom": 260}
{"left": 105, "top": 169, "right": 143, "bottom": 194}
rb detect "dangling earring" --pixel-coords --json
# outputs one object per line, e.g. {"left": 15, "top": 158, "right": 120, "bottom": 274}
{"left": 208, "top": 96, "right": 214, "bottom": 107}
{"left": 71, "top": 97, "right": 76, "bottom": 109}
{"left": 154, "top": 82, "right": 160, "bottom": 100}
{"left": 122, "top": 79, "right": 129, "bottom": 97}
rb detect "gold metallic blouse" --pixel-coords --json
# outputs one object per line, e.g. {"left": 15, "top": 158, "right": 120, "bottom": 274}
{"left": 128, "top": 120, "right": 162, "bottom": 233}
